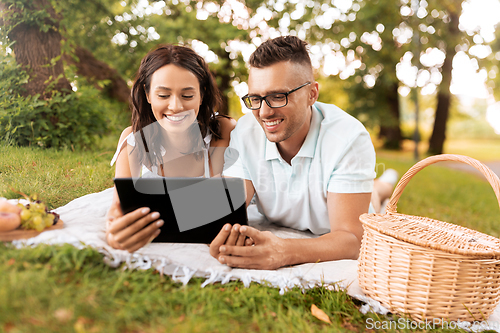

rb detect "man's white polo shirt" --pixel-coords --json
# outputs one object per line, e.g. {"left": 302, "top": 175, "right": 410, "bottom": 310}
{"left": 223, "top": 102, "right": 376, "bottom": 235}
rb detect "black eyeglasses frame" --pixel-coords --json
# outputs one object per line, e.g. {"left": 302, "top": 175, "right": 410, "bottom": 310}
{"left": 241, "top": 82, "right": 312, "bottom": 110}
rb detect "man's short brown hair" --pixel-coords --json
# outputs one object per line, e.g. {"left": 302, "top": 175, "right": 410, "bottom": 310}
{"left": 249, "top": 36, "right": 312, "bottom": 69}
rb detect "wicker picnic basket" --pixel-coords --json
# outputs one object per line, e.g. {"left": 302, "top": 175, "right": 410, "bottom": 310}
{"left": 358, "top": 154, "right": 500, "bottom": 322}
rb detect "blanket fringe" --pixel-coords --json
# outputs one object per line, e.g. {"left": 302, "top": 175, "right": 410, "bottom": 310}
{"left": 100, "top": 249, "right": 351, "bottom": 298}
{"left": 172, "top": 266, "right": 196, "bottom": 285}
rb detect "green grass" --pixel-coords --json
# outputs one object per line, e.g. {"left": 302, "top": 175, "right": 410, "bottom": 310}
{"left": 0, "top": 137, "right": 117, "bottom": 209}
{"left": 0, "top": 243, "right": 467, "bottom": 333}
{"left": 0, "top": 243, "right": 381, "bottom": 333}
{"left": 1, "top": 138, "right": 500, "bottom": 332}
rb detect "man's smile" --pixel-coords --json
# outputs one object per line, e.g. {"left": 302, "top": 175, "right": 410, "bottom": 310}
{"left": 263, "top": 118, "right": 284, "bottom": 131}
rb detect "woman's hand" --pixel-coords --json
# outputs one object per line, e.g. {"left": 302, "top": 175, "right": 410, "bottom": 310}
{"left": 106, "top": 200, "right": 163, "bottom": 252}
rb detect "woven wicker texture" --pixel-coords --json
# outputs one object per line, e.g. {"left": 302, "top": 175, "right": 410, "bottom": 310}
{"left": 358, "top": 154, "right": 500, "bottom": 322}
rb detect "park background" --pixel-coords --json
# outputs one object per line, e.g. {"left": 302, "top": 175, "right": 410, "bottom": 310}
{"left": 1, "top": 0, "right": 500, "bottom": 332}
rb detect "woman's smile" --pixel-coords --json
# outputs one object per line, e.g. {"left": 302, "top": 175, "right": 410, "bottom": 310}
{"left": 163, "top": 111, "right": 191, "bottom": 123}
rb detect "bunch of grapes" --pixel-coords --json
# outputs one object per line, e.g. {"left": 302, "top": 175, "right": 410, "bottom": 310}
{"left": 17, "top": 200, "right": 60, "bottom": 232}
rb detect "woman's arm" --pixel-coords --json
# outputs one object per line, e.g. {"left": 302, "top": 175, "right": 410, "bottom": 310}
{"left": 106, "top": 127, "right": 163, "bottom": 252}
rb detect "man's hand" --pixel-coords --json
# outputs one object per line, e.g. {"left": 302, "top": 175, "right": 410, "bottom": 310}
{"left": 209, "top": 223, "right": 253, "bottom": 258}
{"left": 216, "top": 226, "right": 287, "bottom": 270}
{"left": 106, "top": 200, "right": 163, "bottom": 252}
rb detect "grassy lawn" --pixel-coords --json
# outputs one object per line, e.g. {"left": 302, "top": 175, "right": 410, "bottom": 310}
{"left": 1, "top": 138, "right": 499, "bottom": 332}
{"left": 0, "top": 136, "right": 117, "bottom": 210}
{"left": 1, "top": 244, "right": 368, "bottom": 333}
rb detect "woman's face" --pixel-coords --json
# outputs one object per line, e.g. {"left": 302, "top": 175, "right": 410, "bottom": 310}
{"left": 146, "top": 64, "right": 202, "bottom": 133}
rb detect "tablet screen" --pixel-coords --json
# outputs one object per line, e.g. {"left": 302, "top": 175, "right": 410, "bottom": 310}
{"left": 114, "top": 177, "right": 247, "bottom": 243}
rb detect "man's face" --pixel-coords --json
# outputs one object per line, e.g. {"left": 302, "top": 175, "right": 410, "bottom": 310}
{"left": 247, "top": 61, "right": 317, "bottom": 145}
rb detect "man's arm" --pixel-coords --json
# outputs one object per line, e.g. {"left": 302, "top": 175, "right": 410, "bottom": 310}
{"left": 216, "top": 191, "right": 370, "bottom": 270}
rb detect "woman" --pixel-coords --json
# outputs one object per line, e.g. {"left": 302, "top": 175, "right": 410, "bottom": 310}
{"left": 106, "top": 44, "right": 236, "bottom": 252}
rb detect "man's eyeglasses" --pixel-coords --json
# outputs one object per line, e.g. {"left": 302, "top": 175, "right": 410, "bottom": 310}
{"left": 241, "top": 82, "right": 311, "bottom": 110}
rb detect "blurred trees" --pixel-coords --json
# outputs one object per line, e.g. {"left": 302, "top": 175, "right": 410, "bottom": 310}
{"left": 479, "top": 16, "right": 500, "bottom": 102}
{"left": 263, "top": 0, "right": 498, "bottom": 152}
{"left": 0, "top": 0, "right": 122, "bottom": 148}
{"left": 327, "top": 0, "right": 408, "bottom": 150}
{"left": 0, "top": 0, "right": 498, "bottom": 151}
{"left": 55, "top": 0, "right": 250, "bottom": 114}
{"left": 1, "top": 0, "right": 251, "bottom": 115}
{"left": 425, "top": 1, "right": 463, "bottom": 155}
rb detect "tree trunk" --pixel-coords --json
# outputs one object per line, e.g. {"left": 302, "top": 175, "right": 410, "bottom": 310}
{"left": 64, "top": 46, "right": 130, "bottom": 104}
{"left": 379, "top": 83, "right": 402, "bottom": 149}
{"left": 428, "top": 10, "right": 460, "bottom": 155}
{"left": 0, "top": 0, "right": 71, "bottom": 98}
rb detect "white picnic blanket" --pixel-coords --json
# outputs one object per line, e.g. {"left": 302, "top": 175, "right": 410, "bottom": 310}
{"left": 8, "top": 187, "right": 500, "bottom": 331}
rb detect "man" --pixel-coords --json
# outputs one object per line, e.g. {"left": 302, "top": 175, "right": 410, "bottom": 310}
{"left": 209, "top": 36, "right": 378, "bottom": 270}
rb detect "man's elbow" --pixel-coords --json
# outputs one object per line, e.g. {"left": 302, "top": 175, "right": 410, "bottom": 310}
{"left": 350, "top": 226, "right": 364, "bottom": 259}
{"left": 328, "top": 230, "right": 362, "bottom": 260}
{"left": 347, "top": 233, "right": 361, "bottom": 260}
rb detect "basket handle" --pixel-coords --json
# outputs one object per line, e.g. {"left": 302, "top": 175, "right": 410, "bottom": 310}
{"left": 385, "top": 154, "right": 500, "bottom": 214}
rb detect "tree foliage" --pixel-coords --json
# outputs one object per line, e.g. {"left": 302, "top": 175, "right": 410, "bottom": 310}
{"left": 0, "top": 0, "right": 71, "bottom": 97}
{"left": 0, "top": 55, "right": 109, "bottom": 148}
{"left": 0, "top": 0, "right": 118, "bottom": 148}
{"left": 55, "top": 0, "right": 251, "bottom": 114}
{"left": 252, "top": 0, "right": 498, "bottom": 151}
{"left": 1, "top": 0, "right": 498, "bottom": 151}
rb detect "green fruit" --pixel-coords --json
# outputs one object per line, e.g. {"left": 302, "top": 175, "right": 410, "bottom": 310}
{"left": 33, "top": 215, "right": 43, "bottom": 226}
{"left": 15, "top": 197, "right": 53, "bottom": 231}
{"left": 20, "top": 209, "right": 31, "bottom": 221}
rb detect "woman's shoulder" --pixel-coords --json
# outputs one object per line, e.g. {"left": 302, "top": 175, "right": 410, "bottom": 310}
{"left": 119, "top": 126, "right": 133, "bottom": 142}
{"left": 212, "top": 116, "right": 236, "bottom": 147}
{"left": 217, "top": 115, "right": 237, "bottom": 133}
{"left": 110, "top": 126, "right": 134, "bottom": 166}
{"left": 116, "top": 126, "right": 136, "bottom": 150}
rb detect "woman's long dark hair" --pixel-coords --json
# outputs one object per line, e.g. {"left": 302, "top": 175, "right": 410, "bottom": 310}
{"left": 130, "top": 44, "right": 224, "bottom": 170}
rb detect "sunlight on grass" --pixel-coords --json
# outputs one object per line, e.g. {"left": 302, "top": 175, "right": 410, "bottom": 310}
{"left": 376, "top": 138, "right": 500, "bottom": 162}
{"left": 444, "top": 139, "right": 500, "bottom": 161}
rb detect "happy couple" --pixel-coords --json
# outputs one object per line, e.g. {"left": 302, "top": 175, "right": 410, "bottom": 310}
{"left": 106, "top": 36, "right": 396, "bottom": 270}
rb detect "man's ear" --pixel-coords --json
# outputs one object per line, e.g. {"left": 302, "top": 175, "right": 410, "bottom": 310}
{"left": 308, "top": 81, "right": 319, "bottom": 106}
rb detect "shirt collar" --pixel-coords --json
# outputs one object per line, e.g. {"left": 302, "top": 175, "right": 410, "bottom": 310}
{"left": 265, "top": 103, "right": 322, "bottom": 161}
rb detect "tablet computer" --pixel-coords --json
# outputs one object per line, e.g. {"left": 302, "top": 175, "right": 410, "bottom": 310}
{"left": 113, "top": 177, "right": 248, "bottom": 244}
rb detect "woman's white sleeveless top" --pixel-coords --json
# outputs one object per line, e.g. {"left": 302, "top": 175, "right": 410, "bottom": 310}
{"left": 110, "top": 132, "right": 212, "bottom": 178}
